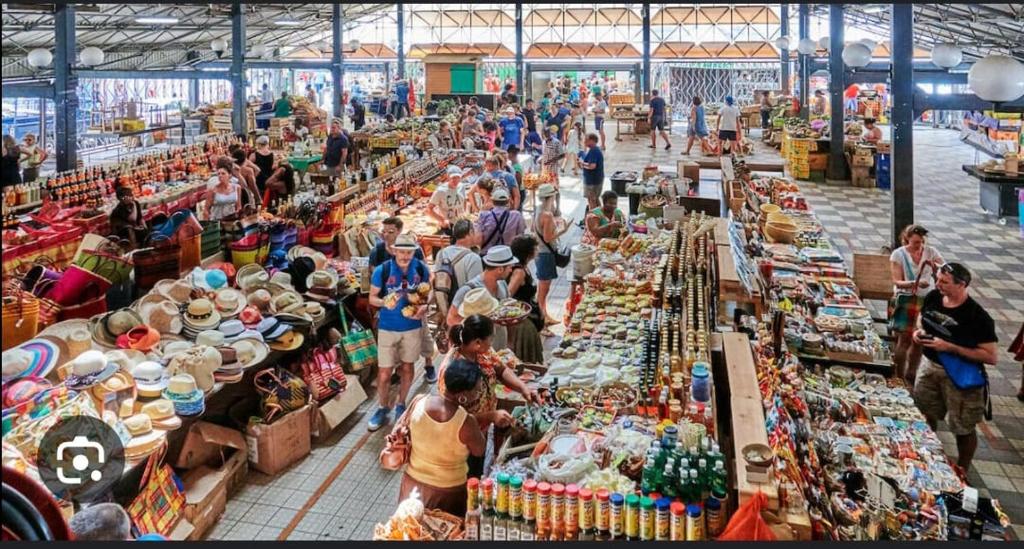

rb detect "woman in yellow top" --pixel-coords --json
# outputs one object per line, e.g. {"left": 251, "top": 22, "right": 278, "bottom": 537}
{"left": 401, "top": 358, "right": 485, "bottom": 516}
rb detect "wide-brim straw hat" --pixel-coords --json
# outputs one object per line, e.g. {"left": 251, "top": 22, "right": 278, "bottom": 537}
{"left": 1, "top": 339, "right": 62, "bottom": 381}
{"left": 139, "top": 299, "right": 184, "bottom": 336}
{"left": 458, "top": 287, "right": 500, "bottom": 318}
{"left": 268, "top": 330, "right": 304, "bottom": 352}
{"left": 154, "top": 279, "right": 195, "bottom": 304}
{"left": 230, "top": 338, "right": 270, "bottom": 369}
{"left": 236, "top": 264, "right": 270, "bottom": 291}
{"left": 214, "top": 287, "right": 247, "bottom": 319}
{"left": 38, "top": 319, "right": 95, "bottom": 361}
{"left": 140, "top": 399, "right": 182, "bottom": 430}
{"left": 132, "top": 360, "right": 170, "bottom": 398}
{"left": 64, "top": 350, "right": 118, "bottom": 390}
{"left": 91, "top": 309, "right": 146, "bottom": 348}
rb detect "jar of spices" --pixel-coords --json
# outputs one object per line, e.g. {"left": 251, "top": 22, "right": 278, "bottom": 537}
{"left": 610, "top": 492, "right": 625, "bottom": 539}
{"left": 596, "top": 489, "right": 610, "bottom": 533}
{"left": 509, "top": 476, "right": 523, "bottom": 520}
{"left": 579, "top": 488, "right": 595, "bottom": 533}
{"left": 686, "top": 503, "right": 705, "bottom": 541}
{"left": 670, "top": 501, "right": 686, "bottom": 540}
{"left": 624, "top": 493, "right": 640, "bottom": 540}
{"left": 536, "top": 482, "right": 551, "bottom": 539}
{"left": 523, "top": 480, "right": 537, "bottom": 523}
{"left": 550, "top": 483, "right": 566, "bottom": 539}
{"left": 655, "top": 497, "right": 671, "bottom": 541}
{"left": 639, "top": 496, "right": 655, "bottom": 541}
{"left": 496, "top": 473, "right": 510, "bottom": 516}
{"left": 564, "top": 484, "right": 580, "bottom": 533}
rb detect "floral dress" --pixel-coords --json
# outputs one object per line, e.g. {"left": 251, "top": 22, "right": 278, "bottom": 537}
{"left": 437, "top": 349, "right": 505, "bottom": 430}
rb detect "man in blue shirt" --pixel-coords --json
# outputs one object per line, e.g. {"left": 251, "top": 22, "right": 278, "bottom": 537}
{"left": 393, "top": 79, "right": 410, "bottom": 120}
{"left": 367, "top": 234, "right": 432, "bottom": 431}
{"left": 322, "top": 118, "right": 349, "bottom": 177}
{"left": 579, "top": 133, "right": 605, "bottom": 209}
{"left": 368, "top": 216, "right": 425, "bottom": 269}
{"left": 484, "top": 155, "right": 520, "bottom": 210}
{"left": 550, "top": 100, "right": 572, "bottom": 139}
{"left": 498, "top": 107, "right": 525, "bottom": 152}
{"left": 648, "top": 89, "right": 672, "bottom": 150}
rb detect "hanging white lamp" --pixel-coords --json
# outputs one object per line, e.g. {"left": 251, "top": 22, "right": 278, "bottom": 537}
{"left": 858, "top": 39, "right": 877, "bottom": 54}
{"left": 774, "top": 36, "right": 790, "bottom": 51}
{"left": 818, "top": 36, "right": 830, "bottom": 50}
{"left": 210, "top": 38, "right": 228, "bottom": 55}
{"left": 930, "top": 43, "right": 963, "bottom": 69}
{"left": 348, "top": 39, "right": 361, "bottom": 53}
{"left": 968, "top": 54, "right": 1024, "bottom": 103}
{"left": 797, "top": 38, "right": 817, "bottom": 56}
{"left": 250, "top": 44, "right": 267, "bottom": 58}
{"left": 842, "top": 43, "right": 872, "bottom": 68}
{"left": 26, "top": 48, "right": 53, "bottom": 68}
{"left": 79, "top": 46, "right": 105, "bottom": 66}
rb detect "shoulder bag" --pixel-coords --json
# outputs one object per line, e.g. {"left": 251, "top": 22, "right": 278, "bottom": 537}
{"left": 887, "top": 248, "right": 925, "bottom": 333}
{"left": 253, "top": 368, "right": 311, "bottom": 424}
{"left": 126, "top": 445, "right": 185, "bottom": 538}
{"left": 535, "top": 219, "right": 571, "bottom": 269}
{"left": 300, "top": 343, "right": 347, "bottom": 402}
{"left": 339, "top": 306, "right": 377, "bottom": 373}
{"left": 379, "top": 394, "right": 427, "bottom": 471}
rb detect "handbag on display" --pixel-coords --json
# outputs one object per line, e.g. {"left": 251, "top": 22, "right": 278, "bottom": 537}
{"left": 132, "top": 235, "right": 182, "bottom": 292}
{"left": 339, "top": 306, "right": 377, "bottom": 373}
{"left": 379, "top": 394, "right": 426, "bottom": 471}
{"left": 253, "top": 368, "right": 311, "bottom": 424}
{"left": 72, "top": 234, "right": 133, "bottom": 286}
{"left": 300, "top": 343, "right": 347, "bottom": 402}
{"left": 126, "top": 446, "right": 185, "bottom": 538}
{"left": 2, "top": 293, "right": 40, "bottom": 351}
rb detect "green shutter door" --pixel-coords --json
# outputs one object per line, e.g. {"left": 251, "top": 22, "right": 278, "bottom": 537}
{"left": 450, "top": 64, "right": 476, "bottom": 94}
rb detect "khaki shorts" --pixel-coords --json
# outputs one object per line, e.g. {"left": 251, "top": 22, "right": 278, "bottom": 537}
{"left": 378, "top": 329, "right": 423, "bottom": 369}
{"left": 583, "top": 183, "right": 602, "bottom": 205}
{"left": 914, "top": 360, "right": 986, "bottom": 436}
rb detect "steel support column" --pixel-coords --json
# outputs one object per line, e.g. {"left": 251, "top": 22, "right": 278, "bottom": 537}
{"left": 396, "top": 3, "right": 405, "bottom": 80}
{"left": 641, "top": 3, "right": 652, "bottom": 99}
{"left": 515, "top": 4, "right": 524, "bottom": 100}
{"left": 780, "top": 4, "right": 790, "bottom": 95}
{"left": 827, "top": 4, "right": 847, "bottom": 181}
{"left": 190, "top": 80, "right": 200, "bottom": 108}
{"left": 230, "top": 1, "right": 246, "bottom": 135}
{"left": 331, "top": 3, "right": 344, "bottom": 119}
{"left": 891, "top": 4, "right": 915, "bottom": 247}
{"left": 54, "top": 3, "right": 77, "bottom": 172}
{"left": 798, "top": 4, "right": 810, "bottom": 118}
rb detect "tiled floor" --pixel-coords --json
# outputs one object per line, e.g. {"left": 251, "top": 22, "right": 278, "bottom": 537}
{"left": 207, "top": 125, "right": 1023, "bottom": 540}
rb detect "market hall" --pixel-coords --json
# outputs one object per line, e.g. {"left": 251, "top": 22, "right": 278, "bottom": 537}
{"left": 2, "top": 1, "right": 1023, "bottom": 543}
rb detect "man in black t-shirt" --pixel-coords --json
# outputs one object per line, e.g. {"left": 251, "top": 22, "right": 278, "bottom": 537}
{"left": 322, "top": 118, "right": 349, "bottom": 177}
{"left": 912, "top": 262, "right": 999, "bottom": 473}
{"left": 648, "top": 89, "right": 672, "bottom": 150}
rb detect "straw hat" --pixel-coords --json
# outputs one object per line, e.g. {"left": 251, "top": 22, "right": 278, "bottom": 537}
{"left": 182, "top": 298, "right": 222, "bottom": 334}
{"left": 482, "top": 245, "right": 518, "bottom": 267}
{"left": 217, "top": 320, "right": 264, "bottom": 343}
{"left": 1, "top": 339, "right": 62, "bottom": 381}
{"left": 162, "top": 374, "right": 205, "bottom": 417}
{"left": 269, "top": 271, "right": 294, "bottom": 289}
{"left": 305, "top": 270, "right": 339, "bottom": 303}
{"left": 90, "top": 370, "right": 136, "bottom": 407}
{"left": 91, "top": 309, "right": 145, "bottom": 348}
{"left": 104, "top": 349, "right": 146, "bottom": 371}
{"left": 239, "top": 305, "right": 263, "bottom": 327}
{"left": 393, "top": 233, "right": 418, "bottom": 250}
{"left": 230, "top": 338, "right": 270, "bottom": 369}
{"left": 270, "top": 290, "right": 305, "bottom": 315}
{"left": 268, "top": 329, "right": 304, "bottom": 352}
{"left": 246, "top": 288, "right": 274, "bottom": 313}
{"left": 195, "top": 330, "right": 226, "bottom": 349}
{"left": 123, "top": 414, "right": 167, "bottom": 461}
{"left": 140, "top": 399, "right": 182, "bottom": 430}
{"left": 537, "top": 183, "right": 557, "bottom": 199}
{"left": 139, "top": 300, "right": 183, "bottom": 335}
{"left": 458, "top": 287, "right": 500, "bottom": 318}
{"left": 132, "top": 360, "right": 170, "bottom": 398}
{"left": 236, "top": 264, "right": 270, "bottom": 291}
{"left": 65, "top": 350, "right": 118, "bottom": 390}
{"left": 167, "top": 346, "right": 221, "bottom": 393}
{"left": 213, "top": 287, "right": 247, "bottom": 319}
{"left": 256, "top": 317, "right": 291, "bottom": 341}
{"left": 154, "top": 279, "right": 195, "bottom": 304}
{"left": 115, "top": 325, "right": 161, "bottom": 352}
{"left": 214, "top": 347, "right": 244, "bottom": 384}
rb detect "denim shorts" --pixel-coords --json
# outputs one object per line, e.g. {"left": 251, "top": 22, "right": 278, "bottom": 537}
{"left": 535, "top": 251, "right": 558, "bottom": 281}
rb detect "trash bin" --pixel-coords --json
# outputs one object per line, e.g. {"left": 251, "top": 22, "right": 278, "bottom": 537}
{"left": 628, "top": 192, "right": 643, "bottom": 216}
{"left": 610, "top": 171, "right": 638, "bottom": 197}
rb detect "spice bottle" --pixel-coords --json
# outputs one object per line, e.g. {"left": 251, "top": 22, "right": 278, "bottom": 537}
{"left": 655, "top": 497, "right": 672, "bottom": 541}
{"left": 578, "top": 488, "right": 595, "bottom": 541}
{"left": 609, "top": 492, "right": 625, "bottom": 540}
{"left": 507, "top": 477, "right": 523, "bottom": 541}
{"left": 686, "top": 503, "right": 705, "bottom": 541}
{"left": 536, "top": 482, "right": 551, "bottom": 540}
{"left": 624, "top": 493, "right": 640, "bottom": 541}
{"left": 522, "top": 480, "right": 537, "bottom": 541}
{"left": 705, "top": 496, "right": 724, "bottom": 539}
{"left": 493, "top": 473, "right": 510, "bottom": 541}
{"left": 480, "top": 479, "right": 495, "bottom": 540}
{"left": 564, "top": 484, "right": 579, "bottom": 540}
{"left": 464, "top": 478, "right": 480, "bottom": 540}
{"left": 639, "top": 496, "right": 656, "bottom": 541}
{"left": 670, "top": 501, "right": 686, "bottom": 541}
{"left": 550, "top": 483, "right": 566, "bottom": 541}
{"left": 596, "top": 489, "right": 610, "bottom": 536}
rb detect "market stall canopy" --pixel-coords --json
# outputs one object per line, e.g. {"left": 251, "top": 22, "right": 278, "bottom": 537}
{"left": 408, "top": 43, "right": 514, "bottom": 60}
{"left": 526, "top": 43, "right": 642, "bottom": 60}
{"left": 652, "top": 6, "right": 780, "bottom": 25}
{"left": 653, "top": 41, "right": 779, "bottom": 60}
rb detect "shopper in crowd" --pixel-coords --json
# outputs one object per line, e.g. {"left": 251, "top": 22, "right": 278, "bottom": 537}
{"left": 18, "top": 133, "right": 45, "bottom": 184}
{"left": 522, "top": 99, "right": 538, "bottom": 135}
{"left": 230, "top": 148, "right": 259, "bottom": 197}
{"left": 498, "top": 107, "right": 525, "bottom": 152}
{"left": 570, "top": 102, "right": 586, "bottom": 134}
{"left": 440, "top": 315, "right": 539, "bottom": 476}
{"left": 684, "top": 95, "right": 711, "bottom": 156}
{"left": 68, "top": 503, "right": 133, "bottom": 541}
{"left": 250, "top": 135, "right": 275, "bottom": 197}
{"left": 506, "top": 146, "right": 527, "bottom": 213}
{"left": 484, "top": 155, "right": 520, "bottom": 210}
{"left": 369, "top": 216, "right": 426, "bottom": 269}
{"left": 436, "top": 120, "right": 456, "bottom": 149}
{"left": 448, "top": 247, "right": 519, "bottom": 351}
{"left": 1, "top": 135, "right": 22, "bottom": 188}
{"left": 368, "top": 234, "right": 432, "bottom": 431}
{"left": 274, "top": 91, "right": 292, "bottom": 118}
{"left": 524, "top": 126, "right": 544, "bottom": 169}
{"left": 555, "top": 100, "right": 573, "bottom": 142}
{"left": 465, "top": 175, "right": 494, "bottom": 215}
{"left": 912, "top": 262, "right": 998, "bottom": 474}
{"left": 844, "top": 83, "right": 860, "bottom": 116}
{"left": 539, "top": 92, "right": 552, "bottom": 127}
{"left": 305, "top": 84, "right": 317, "bottom": 105}
{"left": 292, "top": 117, "right": 310, "bottom": 140}
{"left": 533, "top": 184, "right": 571, "bottom": 333}
{"left": 426, "top": 168, "right": 465, "bottom": 232}
{"left": 393, "top": 79, "right": 410, "bottom": 120}
{"left": 862, "top": 117, "right": 883, "bottom": 144}
{"left": 889, "top": 224, "right": 944, "bottom": 385}
{"left": 435, "top": 219, "right": 483, "bottom": 289}
{"left": 648, "top": 89, "right": 672, "bottom": 151}
{"left": 811, "top": 89, "right": 827, "bottom": 116}
{"left": 584, "top": 190, "right": 626, "bottom": 245}
{"left": 579, "top": 132, "right": 605, "bottom": 210}
{"left": 400, "top": 357, "right": 486, "bottom": 517}
{"left": 717, "top": 95, "right": 743, "bottom": 156}
{"left": 109, "top": 186, "right": 148, "bottom": 248}
{"left": 562, "top": 121, "right": 583, "bottom": 175}
{"left": 481, "top": 120, "right": 498, "bottom": 152}
{"left": 475, "top": 187, "right": 525, "bottom": 255}
{"left": 263, "top": 157, "right": 296, "bottom": 207}
{"left": 323, "top": 118, "right": 350, "bottom": 177}
{"left": 506, "top": 235, "right": 545, "bottom": 363}
{"left": 350, "top": 97, "right": 367, "bottom": 131}
{"left": 205, "top": 157, "right": 244, "bottom": 221}
{"left": 461, "top": 109, "right": 484, "bottom": 148}
{"left": 759, "top": 91, "right": 773, "bottom": 129}
{"left": 541, "top": 126, "right": 565, "bottom": 178}
{"left": 591, "top": 91, "right": 608, "bottom": 150}
{"left": 260, "top": 83, "right": 274, "bottom": 109}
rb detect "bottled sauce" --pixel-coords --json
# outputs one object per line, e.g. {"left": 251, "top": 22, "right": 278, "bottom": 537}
{"left": 655, "top": 497, "right": 672, "bottom": 541}
{"left": 595, "top": 489, "right": 610, "bottom": 536}
{"left": 578, "top": 488, "right": 595, "bottom": 541}
{"left": 464, "top": 478, "right": 480, "bottom": 541}
{"left": 609, "top": 492, "right": 625, "bottom": 540}
{"left": 686, "top": 503, "right": 706, "bottom": 541}
{"left": 536, "top": 482, "right": 551, "bottom": 540}
{"left": 480, "top": 479, "right": 495, "bottom": 540}
{"left": 494, "top": 473, "right": 509, "bottom": 540}
{"left": 624, "top": 493, "right": 640, "bottom": 541}
{"left": 670, "top": 501, "right": 687, "bottom": 541}
{"left": 550, "top": 483, "right": 565, "bottom": 541}
{"left": 705, "top": 496, "right": 725, "bottom": 538}
{"left": 522, "top": 480, "right": 537, "bottom": 540}
{"left": 639, "top": 496, "right": 655, "bottom": 541}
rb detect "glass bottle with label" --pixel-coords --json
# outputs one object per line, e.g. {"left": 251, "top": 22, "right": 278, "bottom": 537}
{"left": 464, "top": 478, "right": 480, "bottom": 540}
{"left": 480, "top": 479, "right": 495, "bottom": 540}
{"left": 507, "top": 477, "right": 523, "bottom": 541}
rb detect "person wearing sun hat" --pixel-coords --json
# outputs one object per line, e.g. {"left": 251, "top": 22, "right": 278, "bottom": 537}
{"left": 448, "top": 245, "right": 516, "bottom": 352}
{"left": 367, "top": 233, "right": 433, "bottom": 432}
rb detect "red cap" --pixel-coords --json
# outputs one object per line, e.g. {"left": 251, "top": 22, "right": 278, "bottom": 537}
{"left": 551, "top": 483, "right": 566, "bottom": 495}
{"left": 467, "top": 478, "right": 479, "bottom": 489}
{"left": 537, "top": 482, "right": 551, "bottom": 494}
{"left": 565, "top": 484, "right": 579, "bottom": 496}
{"left": 670, "top": 501, "right": 686, "bottom": 516}
{"left": 649, "top": 492, "right": 662, "bottom": 501}
{"left": 597, "top": 489, "right": 610, "bottom": 501}
{"left": 482, "top": 478, "right": 495, "bottom": 490}
{"left": 524, "top": 479, "right": 538, "bottom": 492}
{"left": 579, "top": 488, "right": 593, "bottom": 500}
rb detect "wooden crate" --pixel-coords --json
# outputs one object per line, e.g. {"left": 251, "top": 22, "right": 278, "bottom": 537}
{"left": 852, "top": 253, "right": 893, "bottom": 301}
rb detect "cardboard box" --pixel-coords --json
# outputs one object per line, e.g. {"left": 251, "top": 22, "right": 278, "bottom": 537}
{"left": 851, "top": 153, "right": 875, "bottom": 167}
{"left": 175, "top": 422, "right": 249, "bottom": 540}
{"left": 246, "top": 405, "right": 312, "bottom": 475}
{"left": 168, "top": 519, "right": 195, "bottom": 541}
{"left": 311, "top": 376, "right": 367, "bottom": 442}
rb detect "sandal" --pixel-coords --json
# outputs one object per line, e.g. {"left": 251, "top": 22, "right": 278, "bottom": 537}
{"left": 540, "top": 328, "right": 556, "bottom": 338}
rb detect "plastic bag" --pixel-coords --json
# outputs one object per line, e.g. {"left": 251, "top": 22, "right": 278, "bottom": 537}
{"left": 536, "top": 453, "right": 597, "bottom": 484}
{"left": 717, "top": 491, "right": 777, "bottom": 541}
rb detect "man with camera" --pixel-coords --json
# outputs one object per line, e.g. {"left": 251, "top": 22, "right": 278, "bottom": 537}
{"left": 912, "top": 262, "right": 999, "bottom": 474}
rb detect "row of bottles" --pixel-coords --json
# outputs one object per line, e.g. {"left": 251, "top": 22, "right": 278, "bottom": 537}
{"left": 2, "top": 181, "right": 46, "bottom": 208}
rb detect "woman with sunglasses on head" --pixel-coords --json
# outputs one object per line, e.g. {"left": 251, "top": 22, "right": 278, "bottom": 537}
{"left": 400, "top": 357, "right": 485, "bottom": 517}
{"left": 438, "top": 314, "right": 541, "bottom": 476}
{"left": 890, "top": 224, "right": 944, "bottom": 386}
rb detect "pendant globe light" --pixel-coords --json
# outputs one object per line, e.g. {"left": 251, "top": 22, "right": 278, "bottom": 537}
{"left": 250, "top": 44, "right": 267, "bottom": 58}
{"left": 774, "top": 36, "right": 790, "bottom": 51}
{"left": 817, "top": 36, "right": 830, "bottom": 51}
{"left": 79, "top": 46, "right": 105, "bottom": 66}
{"left": 348, "top": 39, "right": 361, "bottom": 53}
{"left": 968, "top": 54, "right": 1024, "bottom": 103}
{"left": 26, "top": 48, "right": 53, "bottom": 68}
{"left": 842, "top": 43, "right": 872, "bottom": 68}
{"left": 858, "top": 38, "right": 877, "bottom": 55}
{"left": 210, "top": 38, "right": 228, "bottom": 56}
{"left": 930, "top": 43, "right": 963, "bottom": 69}
{"left": 797, "top": 38, "right": 817, "bottom": 56}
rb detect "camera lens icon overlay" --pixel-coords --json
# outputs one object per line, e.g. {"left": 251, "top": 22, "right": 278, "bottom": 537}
{"left": 37, "top": 416, "right": 125, "bottom": 503}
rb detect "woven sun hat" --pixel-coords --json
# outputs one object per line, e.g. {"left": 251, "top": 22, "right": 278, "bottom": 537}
{"left": 132, "top": 360, "right": 170, "bottom": 398}
{"left": 195, "top": 330, "right": 225, "bottom": 349}
{"left": 139, "top": 299, "right": 183, "bottom": 336}
{"left": 458, "top": 287, "right": 500, "bottom": 318}
{"left": 91, "top": 309, "right": 146, "bottom": 348}
{"left": 482, "top": 245, "right": 519, "bottom": 267}
{"left": 1, "top": 376, "right": 52, "bottom": 409}
{"left": 1, "top": 339, "right": 62, "bottom": 381}
{"left": 304, "top": 301, "right": 327, "bottom": 327}
{"left": 155, "top": 278, "right": 195, "bottom": 304}
{"left": 393, "top": 233, "right": 419, "bottom": 250}
{"left": 37, "top": 319, "right": 93, "bottom": 360}
{"left": 213, "top": 347, "right": 244, "bottom": 384}
{"left": 158, "top": 340, "right": 194, "bottom": 362}
{"left": 305, "top": 270, "right": 339, "bottom": 303}
{"left": 140, "top": 399, "right": 182, "bottom": 431}
{"left": 239, "top": 305, "right": 264, "bottom": 328}
{"left": 104, "top": 349, "right": 146, "bottom": 372}
{"left": 230, "top": 338, "right": 270, "bottom": 369}
{"left": 162, "top": 374, "right": 205, "bottom": 417}
{"left": 115, "top": 325, "right": 161, "bottom": 353}
{"left": 246, "top": 288, "right": 274, "bottom": 313}
{"left": 167, "top": 345, "right": 220, "bottom": 394}
{"left": 182, "top": 298, "right": 222, "bottom": 335}
{"left": 270, "top": 290, "right": 306, "bottom": 315}
{"left": 537, "top": 183, "right": 557, "bottom": 199}
{"left": 256, "top": 317, "right": 290, "bottom": 342}
{"left": 236, "top": 264, "right": 270, "bottom": 291}
{"left": 269, "top": 271, "right": 294, "bottom": 290}
{"left": 213, "top": 287, "right": 247, "bottom": 319}
{"left": 65, "top": 350, "right": 118, "bottom": 390}
{"left": 123, "top": 414, "right": 168, "bottom": 461}
{"left": 90, "top": 370, "right": 137, "bottom": 408}
{"left": 268, "top": 329, "right": 304, "bottom": 352}
{"left": 286, "top": 245, "right": 318, "bottom": 263}
{"left": 217, "top": 320, "right": 265, "bottom": 343}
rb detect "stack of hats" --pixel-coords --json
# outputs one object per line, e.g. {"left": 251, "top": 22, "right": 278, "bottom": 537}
{"left": 1, "top": 339, "right": 62, "bottom": 382}
{"left": 166, "top": 345, "right": 221, "bottom": 394}
{"left": 213, "top": 287, "right": 246, "bottom": 320}
{"left": 162, "top": 374, "right": 205, "bottom": 417}
{"left": 123, "top": 413, "right": 168, "bottom": 461}
{"left": 213, "top": 346, "right": 244, "bottom": 384}
{"left": 64, "top": 350, "right": 118, "bottom": 391}
{"left": 140, "top": 399, "right": 182, "bottom": 431}
{"left": 132, "top": 360, "right": 170, "bottom": 398}
{"left": 91, "top": 309, "right": 146, "bottom": 349}
{"left": 217, "top": 319, "right": 264, "bottom": 343}
{"left": 181, "top": 299, "right": 222, "bottom": 340}
{"left": 256, "top": 316, "right": 304, "bottom": 352}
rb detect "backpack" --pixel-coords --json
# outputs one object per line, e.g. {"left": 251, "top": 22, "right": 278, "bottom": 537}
{"left": 432, "top": 249, "right": 472, "bottom": 307}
